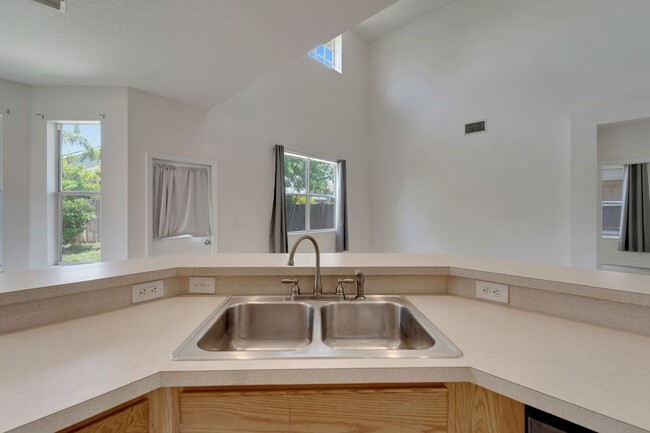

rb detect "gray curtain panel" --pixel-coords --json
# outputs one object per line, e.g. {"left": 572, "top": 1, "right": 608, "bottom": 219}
{"left": 618, "top": 163, "right": 650, "bottom": 252}
{"left": 153, "top": 162, "right": 212, "bottom": 239}
{"left": 335, "top": 159, "right": 349, "bottom": 252}
{"left": 269, "top": 144, "right": 288, "bottom": 253}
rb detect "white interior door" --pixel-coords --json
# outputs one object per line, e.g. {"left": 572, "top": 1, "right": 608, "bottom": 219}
{"left": 152, "top": 234, "right": 212, "bottom": 256}
{"left": 148, "top": 154, "right": 216, "bottom": 257}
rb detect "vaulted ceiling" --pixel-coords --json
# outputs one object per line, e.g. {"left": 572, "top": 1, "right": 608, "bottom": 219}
{"left": 355, "top": 0, "right": 457, "bottom": 42}
{"left": 0, "top": 0, "right": 396, "bottom": 108}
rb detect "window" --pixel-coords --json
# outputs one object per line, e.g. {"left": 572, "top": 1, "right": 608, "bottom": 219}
{"left": 602, "top": 165, "right": 625, "bottom": 238}
{"left": 57, "top": 123, "right": 101, "bottom": 264}
{"left": 308, "top": 35, "right": 342, "bottom": 73}
{"left": 285, "top": 153, "right": 337, "bottom": 233}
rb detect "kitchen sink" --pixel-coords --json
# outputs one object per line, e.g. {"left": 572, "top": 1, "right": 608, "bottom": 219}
{"left": 196, "top": 302, "right": 313, "bottom": 351}
{"left": 320, "top": 302, "right": 434, "bottom": 350}
{"left": 172, "top": 296, "right": 462, "bottom": 360}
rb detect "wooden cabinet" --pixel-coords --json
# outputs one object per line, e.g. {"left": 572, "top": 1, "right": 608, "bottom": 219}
{"left": 57, "top": 383, "right": 524, "bottom": 433}
{"left": 59, "top": 398, "right": 149, "bottom": 433}
{"left": 179, "top": 385, "right": 448, "bottom": 433}
{"left": 447, "top": 383, "right": 524, "bottom": 433}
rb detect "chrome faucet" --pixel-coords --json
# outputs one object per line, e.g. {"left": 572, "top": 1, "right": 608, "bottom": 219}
{"left": 287, "top": 235, "right": 323, "bottom": 295}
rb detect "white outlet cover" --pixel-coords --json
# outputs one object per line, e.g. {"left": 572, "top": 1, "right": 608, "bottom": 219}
{"left": 189, "top": 277, "right": 216, "bottom": 294}
{"left": 132, "top": 280, "right": 165, "bottom": 303}
{"left": 475, "top": 281, "right": 509, "bottom": 304}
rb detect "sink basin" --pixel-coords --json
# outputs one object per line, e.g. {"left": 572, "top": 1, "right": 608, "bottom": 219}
{"left": 197, "top": 302, "right": 313, "bottom": 351}
{"left": 320, "top": 302, "right": 434, "bottom": 350}
{"left": 172, "top": 296, "right": 462, "bottom": 360}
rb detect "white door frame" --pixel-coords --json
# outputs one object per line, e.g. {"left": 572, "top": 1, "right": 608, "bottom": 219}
{"left": 145, "top": 152, "right": 218, "bottom": 257}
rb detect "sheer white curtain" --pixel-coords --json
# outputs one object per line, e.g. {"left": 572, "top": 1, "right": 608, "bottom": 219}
{"left": 153, "top": 162, "right": 211, "bottom": 239}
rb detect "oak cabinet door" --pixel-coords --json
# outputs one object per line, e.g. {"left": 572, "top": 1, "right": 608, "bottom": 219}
{"left": 67, "top": 399, "right": 149, "bottom": 433}
{"left": 179, "top": 386, "right": 448, "bottom": 433}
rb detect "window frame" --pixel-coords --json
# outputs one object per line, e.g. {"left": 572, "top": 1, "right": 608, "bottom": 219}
{"left": 284, "top": 152, "right": 338, "bottom": 234}
{"left": 308, "top": 34, "right": 342, "bottom": 73}
{"left": 56, "top": 122, "right": 102, "bottom": 265}
{"left": 600, "top": 164, "right": 625, "bottom": 239}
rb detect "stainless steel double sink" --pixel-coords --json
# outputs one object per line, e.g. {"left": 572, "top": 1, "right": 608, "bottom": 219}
{"left": 172, "top": 296, "right": 462, "bottom": 360}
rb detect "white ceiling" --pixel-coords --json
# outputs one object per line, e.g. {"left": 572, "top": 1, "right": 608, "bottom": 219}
{"left": 0, "top": 0, "right": 396, "bottom": 108}
{"left": 355, "top": 0, "right": 457, "bottom": 42}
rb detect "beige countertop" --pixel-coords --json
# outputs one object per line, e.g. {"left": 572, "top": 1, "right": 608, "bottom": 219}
{"left": 2, "top": 253, "right": 650, "bottom": 306}
{"left": 0, "top": 295, "right": 648, "bottom": 433}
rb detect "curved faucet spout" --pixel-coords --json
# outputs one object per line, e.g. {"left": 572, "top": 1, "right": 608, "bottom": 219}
{"left": 287, "top": 235, "right": 322, "bottom": 295}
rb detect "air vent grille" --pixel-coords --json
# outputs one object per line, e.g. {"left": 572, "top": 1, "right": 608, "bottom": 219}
{"left": 465, "top": 120, "right": 486, "bottom": 135}
{"left": 32, "top": 0, "right": 65, "bottom": 12}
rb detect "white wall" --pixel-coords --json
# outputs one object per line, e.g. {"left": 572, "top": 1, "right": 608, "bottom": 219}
{"left": 127, "top": 88, "right": 209, "bottom": 258}
{"left": 598, "top": 119, "right": 650, "bottom": 162}
{"left": 368, "top": 0, "right": 650, "bottom": 265}
{"left": 199, "top": 31, "right": 372, "bottom": 253}
{"left": 0, "top": 77, "right": 32, "bottom": 271}
{"left": 30, "top": 86, "right": 129, "bottom": 268}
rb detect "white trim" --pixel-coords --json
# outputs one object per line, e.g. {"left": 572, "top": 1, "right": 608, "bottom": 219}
{"left": 333, "top": 34, "right": 343, "bottom": 74}
{"left": 285, "top": 150, "right": 337, "bottom": 165}
{"left": 145, "top": 152, "right": 218, "bottom": 257}
{"left": 599, "top": 157, "right": 650, "bottom": 165}
{"left": 0, "top": 114, "right": 3, "bottom": 271}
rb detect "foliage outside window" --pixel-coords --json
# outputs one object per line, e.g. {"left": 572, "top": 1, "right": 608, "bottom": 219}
{"left": 602, "top": 165, "right": 624, "bottom": 238}
{"left": 57, "top": 123, "right": 101, "bottom": 264}
{"left": 285, "top": 153, "right": 337, "bottom": 233}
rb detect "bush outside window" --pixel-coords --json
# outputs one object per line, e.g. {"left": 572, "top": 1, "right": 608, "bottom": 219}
{"left": 57, "top": 123, "right": 101, "bottom": 264}
{"left": 284, "top": 153, "right": 337, "bottom": 233}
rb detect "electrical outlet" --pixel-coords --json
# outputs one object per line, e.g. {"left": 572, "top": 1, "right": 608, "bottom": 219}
{"left": 132, "top": 280, "right": 165, "bottom": 303}
{"left": 189, "top": 277, "right": 216, "bottom": 294}
{"left": 476, "top": 281, "right": 509, "bottom": 303}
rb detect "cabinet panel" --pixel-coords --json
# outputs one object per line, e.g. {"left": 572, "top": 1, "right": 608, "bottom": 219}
{"left": 180, "top": 386, "right": 448, "bottom": 433}
{"left": 68, "top": 399, "right": 149, "bottom": 433}
{"left": 447, "top": 383, "right": 524, "bottom": 433}
{"left": 180, "top": 390, "right": 291, "bottom": 432}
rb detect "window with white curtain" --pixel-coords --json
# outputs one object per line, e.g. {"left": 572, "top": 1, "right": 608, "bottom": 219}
{"left": 152, "top": 160, "right": 212, "bottom": 239}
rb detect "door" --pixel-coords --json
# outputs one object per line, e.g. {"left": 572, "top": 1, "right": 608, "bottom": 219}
{"left": 149, "top": 156, "right": 215, "bottom": 256}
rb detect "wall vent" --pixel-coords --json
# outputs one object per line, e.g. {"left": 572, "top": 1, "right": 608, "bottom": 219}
{"left": 32, "top": 0, "right": 65, "bottom": 12}
{"left": 465, "top": 120, "right": 486, "bottom": 135}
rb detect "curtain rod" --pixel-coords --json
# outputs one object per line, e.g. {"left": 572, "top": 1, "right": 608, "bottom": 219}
{"left": 152, "top": 160, "right": 211, "bottom": 170}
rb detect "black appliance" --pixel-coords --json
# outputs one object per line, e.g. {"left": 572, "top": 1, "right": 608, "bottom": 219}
{"left": 526, "top": 406, "right": 596, "bottom": 433}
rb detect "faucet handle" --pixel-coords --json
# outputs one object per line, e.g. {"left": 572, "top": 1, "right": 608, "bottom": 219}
{"left": 354, "top": 270, "right": 366, "bottom": 300}
{"left": 281, "top": 278, "right": 298, "bottom": 284}
{"left": 335, "top": 278, "right": 355, "bottom": 300}
{"left": 281, "top": 279, "right": 301, "bottom": 299}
